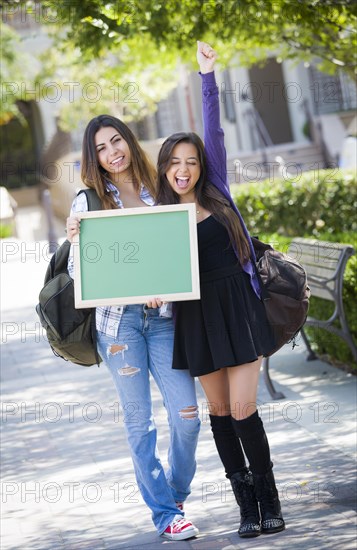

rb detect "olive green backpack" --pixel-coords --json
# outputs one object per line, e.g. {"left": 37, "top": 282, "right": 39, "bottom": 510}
{"left": 36, "top": 189, "right": 102, "bottom": 366}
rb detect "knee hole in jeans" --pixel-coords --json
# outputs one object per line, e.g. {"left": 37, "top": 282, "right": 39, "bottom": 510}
{"left": 107, "top": 344, "right": 140, "bottom": 376}
{"left": 107, "top": 344, "right": 141, "bottom": 378}
{"left": 119, "top": 365, "right": 141, "bottom": 376}
{"left": 179, "top": 405, "right": 199, "bottom": 420}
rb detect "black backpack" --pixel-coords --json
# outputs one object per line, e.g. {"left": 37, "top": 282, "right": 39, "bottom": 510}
{"left": 252, "top": 237, "right": 310, "bottom": 356}
{"left": 36, "top": 189, "right": 103, "bottom": 366}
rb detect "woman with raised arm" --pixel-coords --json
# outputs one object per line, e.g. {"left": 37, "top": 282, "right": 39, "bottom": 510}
{"left": 156, "top": 41, "right": 285, "bottom": 539}
{"left": 66, "top": 115, "right": 200, "bottom": 541}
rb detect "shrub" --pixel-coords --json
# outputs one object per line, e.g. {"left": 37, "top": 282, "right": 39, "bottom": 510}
{"left": 0, "top": 224, "right": 13, "bottom": 238}
{"left": 231, "top": 168, "right": 357, "bottom": 237}
{"left": 231, "top": 169, "right": 357, "bottom": 370}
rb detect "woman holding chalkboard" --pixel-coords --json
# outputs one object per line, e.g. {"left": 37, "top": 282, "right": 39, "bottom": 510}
{"left": 156, "top": 42, "right": 285, "bottom": 539}
{"left": 66, "top": 117, "right": 200, "bottom": 540}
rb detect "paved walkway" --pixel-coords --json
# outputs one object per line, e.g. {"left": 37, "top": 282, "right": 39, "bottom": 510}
{"left": 1, "top": 207, "right": 356, "bottom": 549}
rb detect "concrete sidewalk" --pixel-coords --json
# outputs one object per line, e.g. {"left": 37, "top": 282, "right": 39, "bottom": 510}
{"left": 1, "top": 215, "right": 356, "bottom": 549}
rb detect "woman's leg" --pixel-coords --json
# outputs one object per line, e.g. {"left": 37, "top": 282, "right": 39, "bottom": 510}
{"left": 199, "top": 369, "right": 246, "bottom": 476}
{"left": 226, "top": 358, "right": 261, "bottom": 420}
{"left": 227, "top": 359, "right": 285, "bottom": 534}
{"left": 145, "top": 308, "right": 200, "bottom": 505}
{"left": 227, "top": 359, "right": 271, "bottom": 475}
{"left": 96, "top": 307, "right": 181, "bottom": 535}
{"left": 199, "top": 368, "right": 260, "bottom": 538}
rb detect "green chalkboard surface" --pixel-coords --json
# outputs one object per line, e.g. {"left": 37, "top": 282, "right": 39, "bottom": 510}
{"left": 73, "top": 203, "right": 200, "bottom": 307}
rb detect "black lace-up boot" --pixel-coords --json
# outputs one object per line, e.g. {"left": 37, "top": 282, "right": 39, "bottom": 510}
{"left": 252, "top": 466, "right": 285, "bottom": 534}
{"left": 230, "top": 468, "right": 261, "bottom": 538}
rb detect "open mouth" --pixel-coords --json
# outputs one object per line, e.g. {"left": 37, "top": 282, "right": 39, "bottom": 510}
{"left": 111, "top": 156, "right": 125, "bottom": 166}
{"left": 175, "top": 177, "right": 190, "bottom": 189}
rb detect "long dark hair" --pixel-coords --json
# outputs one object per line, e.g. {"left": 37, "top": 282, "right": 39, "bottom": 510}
{"left": 157, "top": 132, "right": 251, "bottom": 262}
{"left": 81, "top": 114, "right": 157, "bottom": 209}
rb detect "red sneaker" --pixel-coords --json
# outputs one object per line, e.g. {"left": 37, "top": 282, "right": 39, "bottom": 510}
{"left": 161, "top": 514, "right": 199, "bottom": 541}
{"left": 176, "top": 502, "right": 184, "bottom": 511}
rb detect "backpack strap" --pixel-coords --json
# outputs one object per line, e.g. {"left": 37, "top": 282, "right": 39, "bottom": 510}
{"left": 78, "top": 188, "right": 102, "bottom": 211}
{"left": 44, "top": 239, "right": 71, "bottom": 282}
{"left": 90, "top": 312, "right": 101, "bottom": 366}
{"left": 52, "top": 240, "right": 71, "bottom": 275}
{"left": 251, "top": 237, "right": 273, "bottom": 302}
{"left": 77, "top": 188, "right": 102, "bottom": 367}
{"left": 251, "top": 236, "right": 273, "bottom": 261}
{"left": 50, "top": 190, "right": 101, "bottom": 279}
{"left": 49, "top": 190, "right": 101, "bottom": 281}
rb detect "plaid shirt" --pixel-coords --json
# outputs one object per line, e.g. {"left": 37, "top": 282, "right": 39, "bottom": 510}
{"left": 68, "top": 182, "right": 171, "bottom": 338}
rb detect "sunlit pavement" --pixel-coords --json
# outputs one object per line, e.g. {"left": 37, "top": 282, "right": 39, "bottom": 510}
{"left": 1, "top": 207, "right": 356, "bottom": 549}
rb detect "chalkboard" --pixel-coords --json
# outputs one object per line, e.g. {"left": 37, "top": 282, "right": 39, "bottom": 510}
{"left": 73, "top": 203, "right": 200, "bottom": 307}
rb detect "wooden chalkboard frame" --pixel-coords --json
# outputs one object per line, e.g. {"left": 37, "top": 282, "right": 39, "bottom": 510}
{"left": 73, "top": 203, "right": 200, "bottom": 307}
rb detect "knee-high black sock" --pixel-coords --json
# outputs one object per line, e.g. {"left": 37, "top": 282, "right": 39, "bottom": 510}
{"left": 231, "top": 411, "right": 272, "bottom": 475}
{"left": 209, "top": 414, "right": 246, "bottom": 478}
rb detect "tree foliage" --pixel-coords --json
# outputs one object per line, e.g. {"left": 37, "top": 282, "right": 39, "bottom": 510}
{"left": 0, "top": 22, "right": 36, "bottom": 124}
{"left": 0, "top": 4, "right": 180, "bottom": 128}
{"left": 35, "top": 36, "right": 179, "bottom": 131}
{"left": 9, "top": 0, "right": 356, "bottom": 77}
{"left": 1, "top": 0, "right": 356, "bottom": 125}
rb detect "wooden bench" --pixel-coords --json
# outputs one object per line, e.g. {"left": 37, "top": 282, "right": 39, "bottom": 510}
{"left": 263, "top": 237, "right": 356, "bottom": 400}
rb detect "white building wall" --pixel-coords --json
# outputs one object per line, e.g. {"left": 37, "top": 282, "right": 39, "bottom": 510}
{"left": 215, "top": 70, "right": 240, "bottom": 157}
{"left": 281, "top": 60, "right": 311, "bottom": 144}
{"left": 227, "top": 66, "right": 254, "bottom": 152}
{"left": 184, "top": 68, "right": 249, "bottom": 157}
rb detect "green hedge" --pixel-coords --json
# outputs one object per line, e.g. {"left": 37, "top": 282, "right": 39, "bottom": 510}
{"left": 0, "top": 117, "right": 38, "bottom": 189}
{"left": 0, "top": 224, "right": 13, "bottom": 238}
{"left": 231, "top": 169, "right": 357, "bottom": 369}
{"left": 231, "top": 168, "right": 357, "bottom": 237}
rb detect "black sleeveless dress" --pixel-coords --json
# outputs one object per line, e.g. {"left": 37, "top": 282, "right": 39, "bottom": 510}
{"left": 172, "top": 216, "right": 276, "bottom": 377}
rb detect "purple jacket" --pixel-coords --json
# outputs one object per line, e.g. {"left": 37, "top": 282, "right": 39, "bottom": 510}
{"left": 201, "top": 71, "right": 261, "bottom": 299}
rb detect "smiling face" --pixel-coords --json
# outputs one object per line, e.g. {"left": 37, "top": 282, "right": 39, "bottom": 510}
{"left": 94, "top": 126, "right": 132, "bottom": 181}
{"left": 165, "top": 142, "right": 201, "bottom": 201}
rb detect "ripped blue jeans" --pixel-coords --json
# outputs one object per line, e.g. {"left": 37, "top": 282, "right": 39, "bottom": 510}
{"left": 96, "top": 304, "right": 200, "bottom": 534}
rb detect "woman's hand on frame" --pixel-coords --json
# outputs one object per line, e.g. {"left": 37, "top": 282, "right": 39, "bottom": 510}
{"left": 66, "top": 216, "right": 80, "bottom": 242}
{"left": 146, "top": 298, "right": 164, "bottom": 308}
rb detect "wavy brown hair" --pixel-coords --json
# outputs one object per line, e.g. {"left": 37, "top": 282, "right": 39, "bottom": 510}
{"left": 81, "top": 115, "right": 157, "bottom": 209}
{"left": 157, "top": 132, "right": 251, "bottom": 262}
